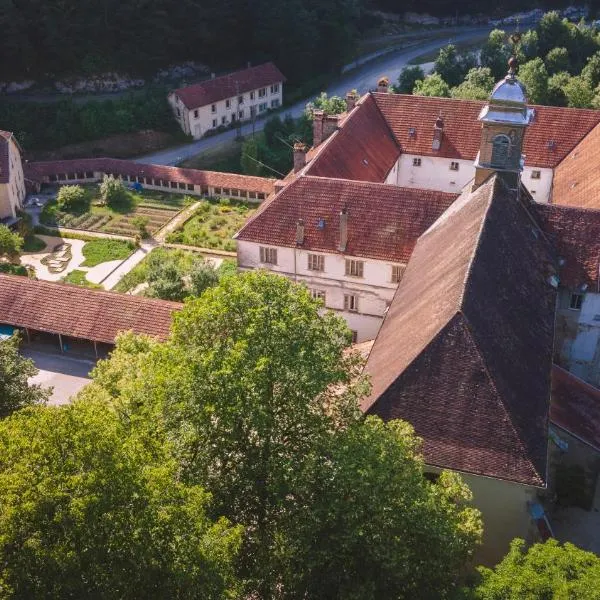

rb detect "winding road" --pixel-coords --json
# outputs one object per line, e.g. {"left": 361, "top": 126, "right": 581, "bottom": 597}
{"left": 137, "top": 26, "right": 491, "bottom": 167}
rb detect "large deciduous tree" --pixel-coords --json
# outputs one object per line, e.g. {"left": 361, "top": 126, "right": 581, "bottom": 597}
{"left": 0, "top": 399, "right": 242, "bottom": 599}
{"left": 83, "top": 271, "right": 482, "bottom": 599}
{"left": 0, "top": 225, "right": 23, "bottom": 264}
{"left": 0, "top": 333, "right": 49, "bottom": 418}
{"left": 414, "top": 73, "right": 451, "bottom": 97}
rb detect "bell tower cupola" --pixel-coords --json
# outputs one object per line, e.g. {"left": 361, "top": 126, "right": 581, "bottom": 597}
{"left": 473, "top": 57, "right": 534, "bottom": 189}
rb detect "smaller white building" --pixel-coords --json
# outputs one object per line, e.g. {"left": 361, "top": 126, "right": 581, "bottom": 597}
{"left": 0, "top": 130, "right": 26, "bottom": 220}
{"left": 168, "top": 63, "right": 285, "bottom": 139}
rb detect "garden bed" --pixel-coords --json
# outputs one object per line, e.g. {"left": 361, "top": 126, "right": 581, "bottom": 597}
{"left": 81, "top": 239, "right": 135, "bottom": 267}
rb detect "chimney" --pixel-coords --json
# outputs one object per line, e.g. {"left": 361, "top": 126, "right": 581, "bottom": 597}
{"left": 211, "top": 72, "right": 216, "bottom": 79}
{"left": 377, "top": 76, "right": 390, "bottom": 93}
{"left": 432, "top": 115, "right": 444, "bottom": 151}
{"left": 296, "top": 219, "right": 305, "bottom": 245}
{"left": 293, "top": 142, "right": 307, "bottom": 173}
{"left": 345, "top": 90, "right": 359, "bottom": 112}
{"left": 313, "top": 110, "right": 325, "bottom": 146}
{"left": 338, "top": 208, "right": 348, "bottom": 252}
{"left": 323, "top": 114, "right": 339, "bottom": 141}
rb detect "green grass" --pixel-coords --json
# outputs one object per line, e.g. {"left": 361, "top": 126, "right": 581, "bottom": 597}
{"left": 22, "top": 235, "right": 46, "bottom": 253}
{"left": 81, "top": 239, "right": 135, "bottom": 267}
{"left": 165, "top": 198, "right": 255, "bottom": 251}
{"left": 407, "top": 36, "right": 488, "bottom": 65}
{"left": 179, "top": 140, "right": 243, "bottom": 173}
{"left": 62, "top": 269, "right": 101, "bottom": 288}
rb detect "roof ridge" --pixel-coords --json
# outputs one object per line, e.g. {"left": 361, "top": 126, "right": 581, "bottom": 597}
{"left": 459, "top": 309, "right": 545, "bottom": 486}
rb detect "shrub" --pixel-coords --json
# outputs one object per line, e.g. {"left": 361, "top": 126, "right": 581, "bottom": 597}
{"left": 56, "top": 185, "right": 87, "bottom": 211}
{"left": 99, "top": 175, "right": 127, "bottom": 207}
{"left": 131, "top": 215, "right": 150, "bottom": 238}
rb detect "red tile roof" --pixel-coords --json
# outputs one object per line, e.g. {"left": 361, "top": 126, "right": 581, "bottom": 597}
{"left": 306, "top": 94, "right": 400, "bottom": 182}
{"left": 373, "top": 93, "right": 600, "bottom": 169}
{"left": 532, "top": 203, "right": 600, "bottom": 289}
{"left": 364, "top": 175, "right": 555, "bottom": 486}
{"left": 551, "top": 123, "right": 600, "bottom": 209}
{"left": 0, "top": 130, "right": 14, "bottom": 185}
{"left": 24, "top": 158, "right": 277, "bottom": 195}
{"left": 551, "top": 365, "right": 600, "bottom": 452}
{"left": 0, "top": 274, "right": 180, "bottom": 344}
{"left": 235, "top": 175, "right": 457, "bottom": 262}
{"left": 171, "top": 63, "right": 286, "bottom": 110}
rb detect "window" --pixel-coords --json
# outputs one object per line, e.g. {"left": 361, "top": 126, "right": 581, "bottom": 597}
{"left": 258, "top": 102, "right": 268, "bottom": 112}
{"left": 259, "top": 246, "right": 277, "bottom": 264}
{"left": 193, "top": 109, "right": 199, "bottom": 118}
{"left": 212, "top": 118, "right": 217, "bottom": 128}
{"left": 307, "top": 253, "right": 325, "bottom": 271}
{"left": 350, "top": 330, "right": 358, "bottom": 343}
{"left": 176, "top": 108, "right": 181, "bottom": 117}
{"left": 413, "top": 157, "right": 422, "bottom": 167}
{"left": 85, "top": 171, "right": 94, "bottom": 178}
{"left": 491, "top": 134, "right": 510, "bottom": 168}
{"left": 250, "top": 91, "right": 255, "bottom": 100}
{"left": 270, "top": 84, "right": 279, "bottom": 94}
{"left": 450, "top": 161, "right": 460, "bottom": 171}
{"left": 345, "top": 259, "right": 364, "bottom": 278}
{"left": 310, "top": 289, "right": 326, "bottom": 302}
{"left": 344, "top": 294, "right": 359, "bottom": 312}
{"left": 531, "top": 170, "right": 541, "bottom": 180}
{"left": 238, "top": 110, "right": 244, "bottom": 119}
{"left": 221, "top": 116, "right": 227, "bottom": 125}
{"left": 238, "top": 95, "right": 244, "bottom": 104}
{"left": 187, "top": 183, "right": 194, "bottom": 191}
{"left": 570, "top": 293, "right": 584, "bottom": 310}
{"left": 258, "top": 88, "right": 267, "bottom": 98}
{"left": 271, "top": 99, "right": 280, "bottom": 108}
{"left": 391, "top": 265, "right": 404, "bottom": 283}
{"left": 231, "top": 114, "right": 236, "bottom": 122}
{"left": 211, "top": 104, "right": 216, "bottom": 113}
{"left": 226, "top": 99, "right": 231, "bottom": 109}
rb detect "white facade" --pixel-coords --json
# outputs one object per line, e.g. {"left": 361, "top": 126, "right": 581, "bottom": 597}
{"left": 0, "top": 135, "right": 25, "bottom": 219}
{"left": 385, "top": 153, "right": 554, "bottom": 202}
{"left": 169, "top": 83, "right": 283, "bottom": 140}
{"left": 236, "top": 240, "right": 403, "bottom": 342}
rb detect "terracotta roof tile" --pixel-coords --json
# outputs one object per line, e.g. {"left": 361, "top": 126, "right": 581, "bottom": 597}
{"left": 24, "top": 158, "right": 277, "bottom": 195}
{"left": 551, "top": 123, "right": 600, "bottom": 208}
{"left": 235, "top": 175, "right": 457, "bottom": 262}
{"left": 0, "top": 274, "right": 180, "bottom": 344}
{"left": 373, "top": 93, "right": 600, "bottom": 169}
{"left": 171, "top": 63, "right": 285, "bottom": 110}
{"left": 532, "top": 203, "right": 600, "bottom": 289}
{"left": 551, "top": 365, "right": 600, "bottom": 451}
{"left": 364, "top": 175, "right": 555, "bottom": 486}
{"left": 306, "top": 95, "right": 400, "bottom": 182}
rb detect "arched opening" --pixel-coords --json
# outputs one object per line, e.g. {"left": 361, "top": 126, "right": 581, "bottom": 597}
{"left": 491, "top": 134, "right": 511, "bottom": 168}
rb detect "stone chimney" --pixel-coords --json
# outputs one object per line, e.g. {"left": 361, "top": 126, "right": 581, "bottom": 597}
{"left": 313, "top": 110, "right": 325, "bottom": 146}
{"left": 296, "top": 219, "right": 305, "bottom": 245}
{"left": 293, "top": 142, "right": 307, "bottom": 173}
{"left": 377, "top": 76, "right": 390, "bottom": 93}
{"left": 345, "top": 90, "right": 359, "bottom": 112}
{"left": 323, "top": 114, "right": 339, "bottom": 141}
{"left": 432, "top": 115, "right": 444, "bottom": 151}
{"left": 338, "top": 208, "right": 348, "bottom": 252}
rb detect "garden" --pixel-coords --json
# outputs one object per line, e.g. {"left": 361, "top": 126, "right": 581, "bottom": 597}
{"left": 40, "top": 181, "right": 188, "bottom": 237}
{"left": 165, "top": 197, "right": 255, "bottom": 251}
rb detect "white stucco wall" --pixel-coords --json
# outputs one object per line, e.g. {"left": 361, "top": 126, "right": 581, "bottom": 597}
{"left": 169, "top": 83, "right": 283, "bottom": 139}
{"left": 386, "top": 153, "right": 553, "bottom": 202}
{"left": 237, "top": 240, "right": 402, "bottom": 341}
{"left": 0, "top": 137, "right": 25, "bottom": 219}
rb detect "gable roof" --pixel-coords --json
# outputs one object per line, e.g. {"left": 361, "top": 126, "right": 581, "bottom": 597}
{"left": 171, "top": 62, "right": 285, "bottom": 110}
{"left": 373, "top": 93, "right": 600, "bottom": 169}
{"left": 532, "top": 203, "right": 600, "bottom": 289}
{"left": 363, "top": 175, "right": 556, "bottom": 486}
{"left": 235, "top": 175, "right": 457, "bottom": 262}
{"left": 306, "top": 94, "right": 400, "bottom": 182}
{"left": 0, "top": 274, "right": 180, "bottom": 344}
{"left": 551, "top": 365, "right": 600, "bottom": 452}
{"left": 551, "top": 123, "right": 600, "bottom": 208}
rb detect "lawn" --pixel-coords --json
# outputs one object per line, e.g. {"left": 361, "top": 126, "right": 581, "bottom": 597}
{"left": 165, "top": 198, "right": 255, "bottom": 251}
{"left": 40, "top": 184, "right": 188, "bottom": 237}
{"left": 179, "top": 140, "right": 243, "bottom": 174}
{"left": 62, "top": 269, "right": 101, "bottom": 288}
{"left": 81, "top": 239, "right": 135, "bottom": 267}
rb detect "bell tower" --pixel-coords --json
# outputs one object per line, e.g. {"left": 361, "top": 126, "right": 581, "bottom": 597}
{"left": 473, "top": 57, "right": 534, "bottom": 190}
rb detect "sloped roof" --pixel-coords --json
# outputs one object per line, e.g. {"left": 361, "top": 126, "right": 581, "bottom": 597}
{"left": 364, "top": 175, "right": 556, "bottom": 486}
{"left": 0, "top": 130, "right": 13, "bottom": 185}
{"left": 373, "top": 93, "right": 600, "bottom": 169}
{"left": 24, "top": 158, "right": 277, "bottom": 195}
{"left": 171, "top": 62, "right": 286, "bottom": 110}
{"left": 551, "top": 365, "right": 600, "bottom": 452}
{"left": 235, "top": 175, "right": 457, "bottom": 262}
{"left": 306, "top": 94, "right": 400, "bottom": 182}
{"left": 0, "top": 275, "right": 180, "bottom": 344}
{"left": 532, "top": 203, "right": 600, "bottom": 289}
{"left": 551, "top": 123, "right": 600, "bottom": 208}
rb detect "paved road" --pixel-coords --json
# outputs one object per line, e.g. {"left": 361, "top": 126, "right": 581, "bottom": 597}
{"left": 138, "top": 27, "right": 491, "bottom": 167}
{"left": 24, "top": 348, "right": 94, "bottom": 405}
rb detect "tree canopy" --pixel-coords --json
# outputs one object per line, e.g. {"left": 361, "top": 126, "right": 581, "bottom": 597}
{"left": 0, "top": 226, "right": 23, "bottom": 264}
